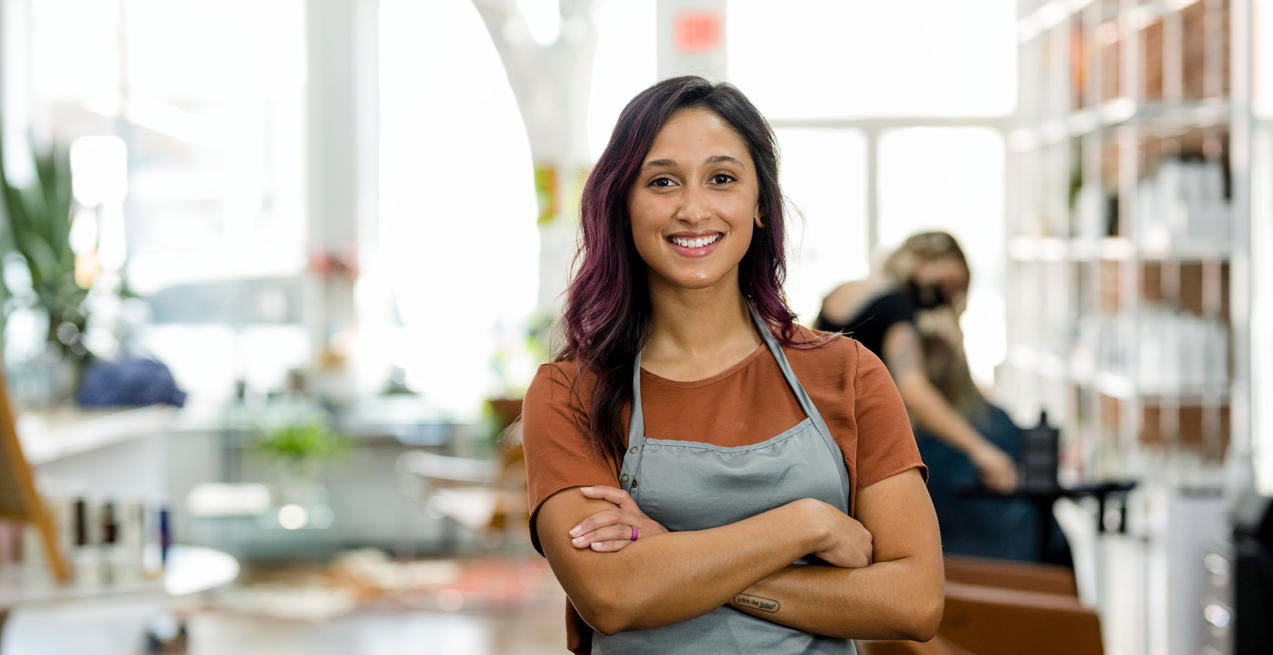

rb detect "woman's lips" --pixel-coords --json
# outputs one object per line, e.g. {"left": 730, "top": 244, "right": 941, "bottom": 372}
{"left": 666, "top": 232, "right": 721, "bottom": 258}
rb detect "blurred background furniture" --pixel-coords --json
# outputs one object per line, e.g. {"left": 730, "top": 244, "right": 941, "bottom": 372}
{"left": 855, "top": 635, "right": 977, "bottom": 655}
{"left": 938, "top": 555, "right": 1102, "bottom": 655}
{"left": 0, "top": 545, "right": 238, "bottom": 654}
{"left": 858, "top": 556, "right": 1100, "bottom": 655}
{"left": 395, "top": 399, "right": 527, "bottom": 554}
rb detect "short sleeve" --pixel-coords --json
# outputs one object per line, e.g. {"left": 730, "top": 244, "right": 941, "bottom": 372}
{"left": 853, "top": 341, "right": 928, "bottom": 490}
{"left": 522, "top": 363, "right": 622, "bottom": 555}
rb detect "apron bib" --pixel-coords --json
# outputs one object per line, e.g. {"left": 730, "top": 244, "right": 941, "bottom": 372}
{"left": 593, "top": 302, "right": 856, "bottom": 655}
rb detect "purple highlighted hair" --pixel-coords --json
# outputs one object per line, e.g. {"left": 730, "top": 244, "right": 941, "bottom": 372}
{"left": 558, "top": 76, "right": 816, "bottom": 465}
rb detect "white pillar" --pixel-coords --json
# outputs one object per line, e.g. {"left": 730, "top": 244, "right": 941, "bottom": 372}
{"left": 305, "top": 0, "right": 379, "bottom": 388}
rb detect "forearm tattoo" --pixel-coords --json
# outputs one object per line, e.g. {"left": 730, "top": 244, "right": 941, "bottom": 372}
{"left": 733, "top": 593, "right": 780, "bottom": 613}
{"left": 885, "top": 324, "right": 923, "bottom": 377}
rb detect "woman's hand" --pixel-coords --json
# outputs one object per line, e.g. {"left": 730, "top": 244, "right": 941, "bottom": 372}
{"left": 568, "top": 486, "right": 669, "bottom": 552}
{"left": 969, "top": 442, "right": 1018, "bottom": 493}
{"left": 796, "top": 498, "right": 874, "bottom": 569}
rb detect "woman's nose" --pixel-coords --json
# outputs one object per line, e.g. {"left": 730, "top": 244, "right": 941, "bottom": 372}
{"left": 675, "top": 186, "right": 711, "bottom": 223}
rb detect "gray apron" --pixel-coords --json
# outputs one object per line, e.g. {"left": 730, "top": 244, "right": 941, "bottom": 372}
{"left": 593, "top": 302, "right": 856, "bottom": 655}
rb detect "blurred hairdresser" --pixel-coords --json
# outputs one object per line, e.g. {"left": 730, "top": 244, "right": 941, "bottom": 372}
{"left": 816, "top": 232, "right": 1018, "bottom": 493}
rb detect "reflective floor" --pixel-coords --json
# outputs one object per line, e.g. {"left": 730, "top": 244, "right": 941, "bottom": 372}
{"left": 1, "top": 556, "right": 569, "bottom": 655}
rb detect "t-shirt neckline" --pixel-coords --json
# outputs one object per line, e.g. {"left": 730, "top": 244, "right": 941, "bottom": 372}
{"left": 640, "top": 343, "right": 769, "bottom": 389}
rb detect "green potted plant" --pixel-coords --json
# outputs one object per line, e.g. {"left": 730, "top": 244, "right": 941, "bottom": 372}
{"left": 252, "top": 420, "right": 350, "bottom": 506}
{"left": 0, "top": 132, "right": 94, "bottom": 404}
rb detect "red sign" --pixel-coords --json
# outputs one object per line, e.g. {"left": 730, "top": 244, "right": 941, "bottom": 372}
{"left": 674, "top": 10, "right": 720, "bottom": 54}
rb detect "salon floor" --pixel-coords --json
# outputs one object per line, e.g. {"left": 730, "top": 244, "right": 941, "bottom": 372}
{"left": 188, "top": 597, "right": 567, "bottom": 655}
{"left": 191, "top": 554, "right": 567, "bottom": 655}
{"left": 2, "top": 554, "right": 568, "bottom": 655}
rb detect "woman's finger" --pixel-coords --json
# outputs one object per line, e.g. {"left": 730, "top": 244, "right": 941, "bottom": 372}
{"left": 580, "top": 486, "right": 637, "bottom": 511}
{"left": 571, "top": 524, "right": 636, "bottom": 548}
{"left": 589, "top": 540, "right": 632, "bottom": 553}
{"left": 568, "top": 508, "right": 625, "bottom": 538}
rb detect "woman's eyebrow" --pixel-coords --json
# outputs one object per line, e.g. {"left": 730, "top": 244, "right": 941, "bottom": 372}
{"left": 641, "top": 158, "right": 676, "bottom": 170}
{"left": 705, "top": 154, "right": 746, "bottom": 169}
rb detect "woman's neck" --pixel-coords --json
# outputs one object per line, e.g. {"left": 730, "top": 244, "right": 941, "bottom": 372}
{"left": 640, "top": 269, "right": 763, "bottom": 382}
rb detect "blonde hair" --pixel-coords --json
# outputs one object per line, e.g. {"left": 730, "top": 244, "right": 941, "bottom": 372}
{"left": 881, "top": 231, "right": 969, "bottom": 285}
{"left": 918, "top": 310, "right": 989, "bottom": 421}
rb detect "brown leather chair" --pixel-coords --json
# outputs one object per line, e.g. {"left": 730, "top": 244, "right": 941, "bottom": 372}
{"left": 943, "top": 555, "right": 1078, "bottom": 597}
{"left": 856, "top": 635, "right": 978, "bottom": 655}
{"left": 938, "top": 581, "right": 1103, "bottom": 655}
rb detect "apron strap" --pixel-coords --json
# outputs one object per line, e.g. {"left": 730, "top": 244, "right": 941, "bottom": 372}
{"left": 745, "top": 300, "right": 852, "bottom": 507}
{"left": 619, "top": 352, "right": 646, "bottom": 494}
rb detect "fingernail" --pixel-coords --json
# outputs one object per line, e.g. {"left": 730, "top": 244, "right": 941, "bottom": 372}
{"left": 581, "top": 487, "right": 593, "bottom": 493}
{"left": 572, "top": 536, "right": 584, "bottom": 545}
{"left": 569, "top": 526, "right": 582, "bottom": 536}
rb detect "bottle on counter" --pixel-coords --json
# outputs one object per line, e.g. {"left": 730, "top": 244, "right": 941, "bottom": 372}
{"left": 71, "top": 497, "right": 102, "bottom": 587}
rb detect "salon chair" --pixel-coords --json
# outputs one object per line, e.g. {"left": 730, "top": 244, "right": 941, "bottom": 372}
{"left": 938, "top": 557, "right": 1102, "bottom": 655}
{"left": 855, "top": 635, "right": 977, "bottom": 655}
{"left": 942, "top": 554, "right": 1078, "bottom": 596}
{"left": 859, "top": 556, "right": 1100, "bottom": 655}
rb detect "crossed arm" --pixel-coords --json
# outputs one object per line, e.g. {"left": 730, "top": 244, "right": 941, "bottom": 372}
{"left": 535, "top": 467, "right": 943, "bottom": 640}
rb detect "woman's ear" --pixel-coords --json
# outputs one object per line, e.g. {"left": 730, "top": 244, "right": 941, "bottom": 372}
{"left": 754, "top": 205, "right": 766, "bottom": 228}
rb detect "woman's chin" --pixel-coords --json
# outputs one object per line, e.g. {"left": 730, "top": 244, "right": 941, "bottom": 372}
{"left": 651, "top": 267, "right": 738, "bottom": 293}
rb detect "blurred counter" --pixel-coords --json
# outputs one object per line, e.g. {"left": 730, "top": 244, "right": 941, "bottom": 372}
{"left": 17, "top": 398, "right": 486, "bottom": 563}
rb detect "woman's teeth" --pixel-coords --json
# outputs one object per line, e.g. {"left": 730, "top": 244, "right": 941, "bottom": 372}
{"left": 670, "top": 234, "right": 721, "bottom": 249}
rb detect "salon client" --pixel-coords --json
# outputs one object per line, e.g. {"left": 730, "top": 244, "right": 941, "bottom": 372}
{"left": 523, "top": 77, "right": 944, "bottom": 654}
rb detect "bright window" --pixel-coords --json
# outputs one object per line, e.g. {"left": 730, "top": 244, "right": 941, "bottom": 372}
{"left": 727, "top": 0, "right": 1017, "bottom": 119}
{"left": 8, "top": 0, "right": 308, "bottom": 404}
{"left": 879, "top": 127, "right": 1006, "bottom": 383}
{"left": 588, "top": 0, "right": 657, "bottom": 161}
{"left": 776, "top": 128, "right": 869, "bottom": 323}
{"left": 377, "top": 0, "right": 540, "bottom": 416}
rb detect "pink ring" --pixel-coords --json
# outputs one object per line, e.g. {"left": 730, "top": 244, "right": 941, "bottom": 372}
{"left": 631, "top": 525, "right": 639, "bottom": 542}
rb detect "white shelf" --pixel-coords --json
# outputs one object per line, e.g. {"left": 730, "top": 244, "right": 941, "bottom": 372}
{"left": 0, "top": 545, "right": 238, "bottom": 609}
{"left": 16, "top": 406, "right": 178, "bottom": 466}
{"left": 1009, "top": 100, "right": 1231, "bottom": 151}
{"left": 1007, "top": 236, "right": 1230, "bottom": 262}
{"left": 1007, "top": 345, "right": 1228, "bottom": 402}
{"left": 1017, "top": 0, "right": 1203, "bottom": 44}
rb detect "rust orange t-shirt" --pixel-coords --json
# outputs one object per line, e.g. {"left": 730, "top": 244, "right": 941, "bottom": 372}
{"left": 521, "top": 326, "right": 926, "bottom": 654}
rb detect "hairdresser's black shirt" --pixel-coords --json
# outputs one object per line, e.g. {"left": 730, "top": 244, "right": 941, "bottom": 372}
{"left": 814, "top": 291, "right": 916, "bottom": 361}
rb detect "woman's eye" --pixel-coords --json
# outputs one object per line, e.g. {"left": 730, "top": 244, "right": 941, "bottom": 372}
{"left": 711, "top": 173, "right": 736, "bottom": 185}
{"left": 650, "top": 177, "right": 675, "bottom": 188}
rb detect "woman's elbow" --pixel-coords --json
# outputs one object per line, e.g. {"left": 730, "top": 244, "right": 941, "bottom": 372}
{"left": 573, "top": 592, "right": 640, "bottom": 637}
{"left": 900, "top": 594, "right": 944, "bottom": 642}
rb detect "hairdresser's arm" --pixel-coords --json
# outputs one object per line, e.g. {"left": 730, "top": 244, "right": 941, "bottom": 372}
{"left": 883, "top": 323, "right": 1016, "bottom": 491}
{"left": 727, "top": 468, "right": 943, "bottom": 640}
{"left": 536, "top": 488, "right": 870, "bottom": 636}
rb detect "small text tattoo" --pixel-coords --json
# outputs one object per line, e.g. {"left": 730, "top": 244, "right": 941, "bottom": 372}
{"left": 733, "top": 593, "right": 780, "bottom": 613}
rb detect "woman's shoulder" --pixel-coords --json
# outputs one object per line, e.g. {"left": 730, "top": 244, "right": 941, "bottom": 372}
{"left": 526, "top": 359, "right": 594, "bottom": 415}
{"left": 784, "top": 325, "right": 868, "bottom": 378}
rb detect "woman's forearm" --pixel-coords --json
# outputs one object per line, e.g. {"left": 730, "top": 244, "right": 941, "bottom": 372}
{"left": 729, "top": 470, "right": 945, "bottom": 641}
{"left": 895, "top": 371, "right": 987, "bottom": 455}
{"left": 729, "top": 558, "right": 944, "bottom": 641}
{"left": 540, "top": 494, "right": 827, "bottom": 636}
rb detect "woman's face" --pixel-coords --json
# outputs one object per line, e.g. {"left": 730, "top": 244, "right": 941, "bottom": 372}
{"left": 627, "top": 107, "right": 762, "bottom": 293}
{"left": 914, "top": 256, "right": 970, "bottom": 309}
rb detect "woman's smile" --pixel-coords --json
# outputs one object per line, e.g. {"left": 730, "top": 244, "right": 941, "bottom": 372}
{"left": 667, "top": 231, "right": 723, "bottom": 257}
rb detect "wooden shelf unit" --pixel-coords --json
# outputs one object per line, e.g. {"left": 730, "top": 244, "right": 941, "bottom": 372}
{"left": 1003, "top": 0, "right": 1243, "bottom": 484}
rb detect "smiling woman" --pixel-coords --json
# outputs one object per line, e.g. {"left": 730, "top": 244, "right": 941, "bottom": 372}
{"left": 522, "top": 77, "right": 945, "bottom": 655}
